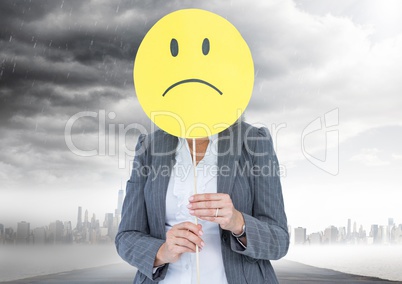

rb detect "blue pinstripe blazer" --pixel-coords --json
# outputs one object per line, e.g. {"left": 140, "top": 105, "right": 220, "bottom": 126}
{"left": 115, "top": 121, "right": 289, "bottom": 283}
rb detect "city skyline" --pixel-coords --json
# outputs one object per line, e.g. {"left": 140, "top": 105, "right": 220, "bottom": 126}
{"left": 292, "top": 217, "right": 402, "bottom": 245}
{"left": 0, "top": 188, "right": 124, "bottom": 245}
{"left": 2, "top": 198, "right": 401, "bottom": 247}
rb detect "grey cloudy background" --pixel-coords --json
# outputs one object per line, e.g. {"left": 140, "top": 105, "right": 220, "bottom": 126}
{"left": 1, "top": 0, "right": 401, "bottom": 233}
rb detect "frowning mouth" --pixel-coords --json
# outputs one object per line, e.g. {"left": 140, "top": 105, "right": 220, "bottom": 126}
{"left": 162, "top": 78, "right": 223, "bottom": 97}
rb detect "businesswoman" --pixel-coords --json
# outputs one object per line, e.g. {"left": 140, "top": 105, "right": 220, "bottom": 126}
{"left": 115, "top": 120, "right": 289, "bottom": 283}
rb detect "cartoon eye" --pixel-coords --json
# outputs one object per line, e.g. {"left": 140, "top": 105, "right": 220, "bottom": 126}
{"left": 202, "top": 38, "right": 210, "bottom": 55}
{"left": 170, "top": 38, "right": 179, "bottom": 57}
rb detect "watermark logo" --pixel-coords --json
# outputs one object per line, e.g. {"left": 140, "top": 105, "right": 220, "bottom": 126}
{"left": 64, "top": 110, "right": 147, "bottom": 168}
{"left": 64, "top": 108, "right": 340, "bottom": 176}
{"left": 301, "top": 108, "right": 339, "bottom": 175}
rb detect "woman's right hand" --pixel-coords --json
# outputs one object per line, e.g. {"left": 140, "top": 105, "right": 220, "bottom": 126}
{"left": 154, "top": 222, "right": 204, "bottom": 266}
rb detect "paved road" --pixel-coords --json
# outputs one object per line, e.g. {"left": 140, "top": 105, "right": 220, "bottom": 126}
{"left": 1, "top": 260, "right": 400, "bottom": 284}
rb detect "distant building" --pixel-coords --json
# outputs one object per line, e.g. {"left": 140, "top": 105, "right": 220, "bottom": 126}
{"left": 390, "top": 225, "right": 397, "bottom": 244}
{"left": 16, "top": 221, "right": 30, "bottom": 244}
{"left": 379, "top": 225, "right": 386, "bottom": 244}
{"left": 387, "top": 218, "right": 394, "bottom": 244}
{"left": 91, "top": 213, "right": 98, "bottom": 230}
{"left": 104, "top": 213, "right": 115, "bottom": 240}
{"left": 323, "top": 226, "right": 338, "bottom": 244}
{"left": 84, "top": 210, "right": 89, "bottom": 229}
{"left": 89, "top": 227, "right": 97, "bottom": 244}
{"left": 358, "top": 225, "right": 367, "bottom": 244}
{"left": 351, "top": 221, "right": 358, "bottom": 242}
{"left": 33, "top": 227, "right": 46, "bottom": 244}
{"left": 4, "top": 227, "right": 15, "bottom": 244}
{"left": 99, "top": 227, "right": 109, "bottom": 242}
{"left": 308, "top": 232, "right": 322, "bottom": 245}
{"left": 294, "top": 227, "right": 306, "bottom": 244}
{"left": 359, "top": 225, "right": 365, "bottom": 236}
{"left": 49, "top": 220, "right": 64, "bottom": 243}
{"left": 116, "top": 189, "right": 124, "bottom": 217}
{"left": 370, "top": 225, "right": 380, "bottom": 244}
{"left": 338, "top": 226, "right": 346, "bottom": 243}
{"left": 76, "top": 206, "right": 83, "bottom": 231}
{"left": 394, "top": 225, "right": 402, "bottom": 244}
{"left": 64, "top": 221, "right": 73, "bottom": 243}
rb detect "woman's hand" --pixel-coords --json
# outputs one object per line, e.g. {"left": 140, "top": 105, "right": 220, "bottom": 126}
{"left": 187, "top": 193, "right": 245, "bottom": 235}
{"left": 154, "top": 222, "right": 204, "bottom": 266}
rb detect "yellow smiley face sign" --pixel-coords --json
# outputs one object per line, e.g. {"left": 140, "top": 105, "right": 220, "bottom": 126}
{"left": 134, "top": 9, "right": 254, "bottom": 138}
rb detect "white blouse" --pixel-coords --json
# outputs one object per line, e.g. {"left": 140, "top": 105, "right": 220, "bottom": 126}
{"left": 159, "top": 134, "right": 228, "bottom": 284}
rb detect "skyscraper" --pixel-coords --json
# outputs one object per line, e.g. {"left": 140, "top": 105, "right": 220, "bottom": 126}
{"left": 91, "top": 213, "right": 97, "bottom": 228}
{"left": 49, "top": 220, "right": 64, "bottom": 243}
{"left": 4, "top": 227, "right": 15, "bottom": 244}
{"left": 104, "top": 213, "right": 114, "bottom": 240}
{"left": 64, "top": 221, "right": 73, "bottom": 243}
{"left": 116, "top": 189, "right": 124, "bottom": 216}
{"left": 387, "top": 217, "right": 395, "bottom": 243}
{"left": 33, "top": 227, "right": 46, "bottom": 244}
{"left": 84, "top": 209, "right": 89, "bottom": 229}
{"left": 370, "top": 224, "right": 379, "bottom": 244}
{"left": 16, "top": 221, "right": 30, "bottom": 244}
{"left": 323, "top": 226, "right": 339, "bottom": 244}
{"left": 294, "top": 227, "right": 306, "bottom": 244}
{"left": 308, "top": 232, "right": 322, "bottom": 245}
{"left": 76, "top": 206, "right": 83, "bottom": 231}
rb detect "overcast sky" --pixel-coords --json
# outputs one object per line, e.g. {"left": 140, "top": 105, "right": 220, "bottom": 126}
{"left": 1, "top": 0, "right": 401, "bottom": 234}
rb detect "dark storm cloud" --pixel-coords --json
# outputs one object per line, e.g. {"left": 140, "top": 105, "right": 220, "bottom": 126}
{"left": 0, "top": 0, "right": 313, "bottom": 177}
{"left": 0, "top": 1, "right": 210, "bottom": 123}
{"left": 0, "top": 0, "right": 168, "bottom": 178}
{"left": 1, "top": 0, "right": 295, "bottom": 124}
{"left": 0, "top": 2, "right": 213, "bottom": 130}
{"left": 0, "top": 1, "right": 140, "bottom": 130}
{"left": 0, "top": 0, "right": 61, "bottom": 25}
{"left": 0, "top": 0, "right": 179, "bottom": 68}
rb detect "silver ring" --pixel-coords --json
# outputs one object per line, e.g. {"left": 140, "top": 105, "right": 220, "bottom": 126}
{"left": 215, "top": 208, "right": 219, "bottom": 217}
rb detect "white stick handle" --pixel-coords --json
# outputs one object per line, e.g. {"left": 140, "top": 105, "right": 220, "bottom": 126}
{"left": 192, "top": 138, "right": 200, "bottom": 284}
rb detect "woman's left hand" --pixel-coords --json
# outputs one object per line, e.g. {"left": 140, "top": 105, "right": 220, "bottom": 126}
{"left": 187, "top": 193, "right": 244, "bottom": 235}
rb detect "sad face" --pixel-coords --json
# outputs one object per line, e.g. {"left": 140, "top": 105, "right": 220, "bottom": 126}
{"left": 134, "top": 9, "right": 254, "bottom": 138}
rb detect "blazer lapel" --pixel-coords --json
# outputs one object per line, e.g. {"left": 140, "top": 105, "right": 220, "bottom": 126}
{"left": 150, "top": 123, "right": 245, "bottom": 238}
{"left": 151, "top": 131, "right": 177, "bottom": 239}
{"left": 217, "top": 122, "right": 245, "bottom": 197}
